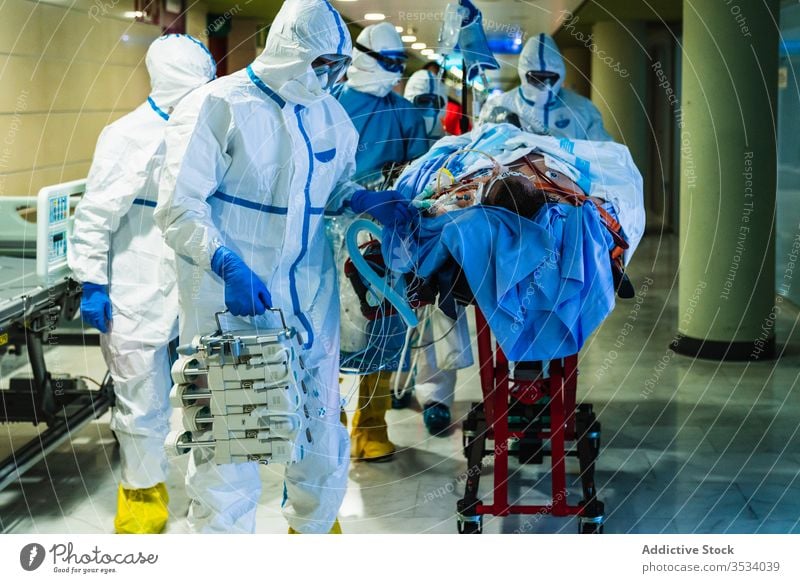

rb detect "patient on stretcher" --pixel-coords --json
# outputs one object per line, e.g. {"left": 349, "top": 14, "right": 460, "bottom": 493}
{"left": 421, "top": 169, "right": 547, "bottom": 219}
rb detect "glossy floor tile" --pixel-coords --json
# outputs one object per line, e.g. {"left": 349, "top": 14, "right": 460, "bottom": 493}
{"left": 2, "top": 234, "right": 800, "bottom": 534}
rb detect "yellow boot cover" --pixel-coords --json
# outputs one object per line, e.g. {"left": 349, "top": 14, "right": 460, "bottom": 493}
{"left": 350, "top": 371, "right": 396, "bottom": 461}
{"left": 288, "top": 518, "right": 342, "bottom": 534}
{"left": 114, "top": 483, "right": 169, "bottom": 534}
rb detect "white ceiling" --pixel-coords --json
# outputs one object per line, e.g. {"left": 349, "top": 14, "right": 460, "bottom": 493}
{"left": 332, "top": 0, "right": 584, "bottom": 85}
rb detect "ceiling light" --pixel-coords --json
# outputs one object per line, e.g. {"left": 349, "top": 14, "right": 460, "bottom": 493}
{"left": 364, "top": 13, "right": 385, "bottom": 21}
{"left": 395, "top": 26, "right": 403, "bottom": 32}
{"left": 123, "top": 11, "right": 144, "bottom": 18}
{"left": 421, "top": 49, "right": 434, "bottom": 55}
{"left": 411, "top": 42, "right": 427, "bottom": 50}
{"left": 401, "top": 35, "right": 417, "bottom": 43}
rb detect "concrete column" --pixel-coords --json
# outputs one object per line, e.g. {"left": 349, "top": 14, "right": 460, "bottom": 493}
{"left": 562, "top": 46, "right": 591, "bottom": 98}
{"left": 672, "top": 0, "right": 779, "bottom": 360}
{"left": 590, "top": 20, "right": 649, "bottom": 175}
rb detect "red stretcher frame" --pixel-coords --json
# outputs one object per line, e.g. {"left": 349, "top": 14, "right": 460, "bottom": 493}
{"left": 457, "top": 308, "right": 603, "bottom": 533}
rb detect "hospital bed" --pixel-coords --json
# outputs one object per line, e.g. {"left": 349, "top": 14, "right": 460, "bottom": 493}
{"left": 0, "top": 180, "right": 113, "bottom": 492}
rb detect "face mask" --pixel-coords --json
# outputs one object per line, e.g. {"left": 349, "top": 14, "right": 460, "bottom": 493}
{"left": 422, "top": 109, "right": 445, "bottom": 138}
{"left": 347, "top": 66, "right": 401, "bottom": 97}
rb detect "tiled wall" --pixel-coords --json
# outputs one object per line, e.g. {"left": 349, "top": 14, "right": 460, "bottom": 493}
{"left": 0, "top": 1, "right": 178, "bottom": 197}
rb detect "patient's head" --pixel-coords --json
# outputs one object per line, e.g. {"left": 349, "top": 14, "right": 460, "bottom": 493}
{"left": 484, "top": 174, "right": 548, "bottom": 219}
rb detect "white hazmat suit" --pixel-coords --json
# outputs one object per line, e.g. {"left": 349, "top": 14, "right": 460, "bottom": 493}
{"left": 155, "top": 0, "right": 359, "bottom": 534}
{"left": 68, "top": 34, "right": 215, "bottom": 533}
{"left": 480, "top": 34, "right": 611, "bottom": 141}
{"left": 404, "top": 69, "right": 448, "bottom": 140}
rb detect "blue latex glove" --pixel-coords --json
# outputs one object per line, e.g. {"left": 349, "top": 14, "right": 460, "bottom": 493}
{"left": 81, "top": 282, "right": 112, "bottom": 333}
{"left": 350, "top": 189, "right": 415, "bottom": 227}
{"left": 211, "top": 246, "right": 272, "bottom": 317}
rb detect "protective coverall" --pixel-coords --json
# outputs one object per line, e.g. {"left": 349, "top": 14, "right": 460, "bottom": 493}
{"left": 68, "top": 34, "right": 216, "bottom": 534}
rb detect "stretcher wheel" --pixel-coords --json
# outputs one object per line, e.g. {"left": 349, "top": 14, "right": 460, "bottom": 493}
{"left": 578, "top": 501, "right": 605, "bottom": 534}
{"left": 457, "top": 498, "right": 483, "bottom": 534}
{"left": 171, "top": 357, "right": 203, "bottom": 384}
{"left": 579, "top": 520, "right": 604, "bottom": 534}
{"left": 165, "top": 430, "right": 192, "bottom": 457}
{"left": 182, "top": 405, "right": 211, "bottom": 433}
{"left": 457, "top": 515, "right": 483, "bottom": 534}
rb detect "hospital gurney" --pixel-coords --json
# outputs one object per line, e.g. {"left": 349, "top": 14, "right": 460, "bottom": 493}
{"left": 423, "top": 153, "right": 610, "bottom": 532}
{"left": 0, "top": 181, "right": 114, "bottom": 493}
{"left": 343, "top": 128, "right": 644, "bottom": 532}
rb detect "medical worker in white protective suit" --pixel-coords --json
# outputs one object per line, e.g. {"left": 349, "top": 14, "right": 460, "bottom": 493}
{"left": 68, "top": 35, "right": 216, "bottom": 534}
{"left": 479, "top": 33, "right": 612, "bottom": 141}
{"left": 332, "top": 22, "right": 428, "bottom": 462}
{"left": 404, "top": 68, "right": 448, "bottom": 144}
{"left": 156, "top": 0, "right": 412, "bottom": 534}
{"left": 402, "top": 68, "right": 475, "bottom": 435}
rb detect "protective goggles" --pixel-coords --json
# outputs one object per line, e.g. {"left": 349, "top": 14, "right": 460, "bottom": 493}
{"left": 354, "top": 42, "right": 407, "bottom": 73}
{"left": 413, "top": 94, "right": 446, "bottom": 110}
{"left": 525, "top": 70, "right": 560, "bottom": 90}
{"left": 312, "top": 54, "right": 352, "bottom": 90}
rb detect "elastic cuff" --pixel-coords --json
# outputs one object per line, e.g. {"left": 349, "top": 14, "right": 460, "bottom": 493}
{"left": 209, "top": 241, "right": 226, "bottom": 276}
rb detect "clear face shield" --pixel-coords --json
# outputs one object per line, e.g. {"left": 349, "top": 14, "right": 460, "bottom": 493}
{"left": 312, "top": 53, "right": 352, "bottom": 91}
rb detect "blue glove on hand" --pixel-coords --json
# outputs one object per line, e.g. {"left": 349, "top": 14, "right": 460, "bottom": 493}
{"left": 81, "top": 282, "right": 112, "bottom": 333}
{"left": 350, "top": 189, "right": 415, "bottom": 227}
{"left": 211, "top": 246, "right": 272, "bottom": 317}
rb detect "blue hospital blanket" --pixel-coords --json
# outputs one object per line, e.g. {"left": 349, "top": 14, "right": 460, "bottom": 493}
{"left": 383, "top": 203, "right": 617, "bottom": 361}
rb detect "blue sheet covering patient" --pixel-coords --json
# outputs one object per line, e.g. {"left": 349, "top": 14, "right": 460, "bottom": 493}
{"left": 382, "top": 123, "right": 644, "bottom": 362}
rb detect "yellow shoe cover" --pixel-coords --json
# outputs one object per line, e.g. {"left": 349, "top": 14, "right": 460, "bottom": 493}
{"left": 288, "top": 518, "right": 342, "bottom": 534}
{"left": 350, "top": 371, "right": 396, "bottom": 461}
{"left": 114, "top": 483, "right": 169, "bottom": 534}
